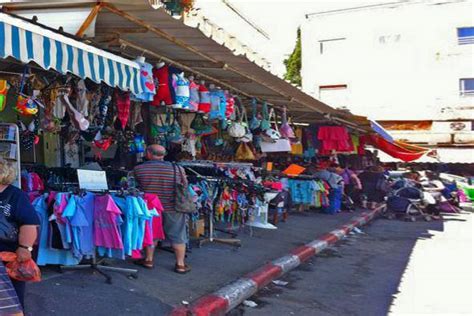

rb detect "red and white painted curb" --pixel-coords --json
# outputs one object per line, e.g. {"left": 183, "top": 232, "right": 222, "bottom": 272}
{"left": 170, "top": 206, "right": 384, "bottom": 316}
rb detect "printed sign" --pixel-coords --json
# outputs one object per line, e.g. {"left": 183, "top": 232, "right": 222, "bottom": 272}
{"left": 77, "top": 169, "right": 108, "bottom": 191}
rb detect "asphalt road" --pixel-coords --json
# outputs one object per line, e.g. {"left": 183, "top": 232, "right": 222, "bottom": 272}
{"left": 232, "top": 211, "right": 473, "bottom": 316}
{"left": 25, "top": 209, "right": 362, "bottom": 315}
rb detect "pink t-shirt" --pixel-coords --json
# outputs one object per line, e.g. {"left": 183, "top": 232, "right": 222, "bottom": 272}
{"left": 94, "top": 195, "right": 124, "bottom": 249}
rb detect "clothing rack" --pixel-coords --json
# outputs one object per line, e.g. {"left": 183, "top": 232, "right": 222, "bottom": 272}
{"left": 55, "top": 188, "right": 139, "bottom": 284}
{"left": 178, "top": 160, "right": 255, "bottom": 168}
{"left": 184, "top": 168, "right": 242, "bottom": 249}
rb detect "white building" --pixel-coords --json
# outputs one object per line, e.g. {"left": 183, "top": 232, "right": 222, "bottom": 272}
{"left": 301, "top": 0, "right": 474, "bottom": 121}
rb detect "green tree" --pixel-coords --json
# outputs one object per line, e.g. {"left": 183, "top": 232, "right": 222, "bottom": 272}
{"left": 283, "top": 27, "right": 302, "bottom": 87}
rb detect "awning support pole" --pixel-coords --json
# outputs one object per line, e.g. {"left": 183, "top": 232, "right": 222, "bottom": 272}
{"left": 76, "top": 3, "right": 104, "bottom": 38}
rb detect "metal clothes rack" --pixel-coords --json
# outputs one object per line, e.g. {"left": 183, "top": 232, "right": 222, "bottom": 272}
{"left": 182, "top": 165, "right": 247, "bottom": 249}
{"left": 58, "top": 188, "right": 139, "bottom": 284}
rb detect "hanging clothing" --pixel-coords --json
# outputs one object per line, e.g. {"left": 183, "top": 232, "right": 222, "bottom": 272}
{"left": 94, "top": 195, "right": 124, "bottom": 250}
{"left": 317, "top": 126, "right": 353, "bottom": 155}
{"left": 173, "top": 73, "right": 190, "bottom": 109}
{"left": 34, "top": 195, "right": 80, "bottom": 266}
{"left": 62, "top": 192, "right": 96, "bottom": 259}
{"left": 152, "top": 65, "right": 173, "bottom": 106}
{"left": 209, "top": 87, "right": 226, "bottom": 120}
{"left": 132, "top": 61, "right": 155, "bottom": 102}
{"left": 188, "top": 79, "right": 200, "bottom": 111}
{"left": 198, "top": 84, "right": 211, "bottom": 114}
{"left": 115, "top": 90, "right": 131, "bottom": 130}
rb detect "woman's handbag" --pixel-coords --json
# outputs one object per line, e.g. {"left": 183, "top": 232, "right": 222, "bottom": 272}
{"left": 249, "top": 98, "right": 261, "bottom": 131}
{"left": 0, "top": 189, "right": 19, "bottom": 243}
{"left": 260, "top": 102, "right": 271, "bottom": 131}
{"left": 279, "top": 107, "right": 296, "bottom": 140}
{"left": 227, "top": 97, "right": 248, "bottom": 138}
{"left": 235, "top": 142, "right": 256, "bottom": 160}
{"left": 173, "top": 164, "right": 196, "bottom": 214}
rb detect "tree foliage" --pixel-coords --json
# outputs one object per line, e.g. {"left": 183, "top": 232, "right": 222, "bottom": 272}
{"left": 283, "top": 27, "right": 302, "bottom": 87}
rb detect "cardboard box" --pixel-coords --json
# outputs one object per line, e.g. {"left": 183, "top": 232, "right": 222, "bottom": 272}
{"left": 189, "top": 219, "right": 205, "bottom": 238}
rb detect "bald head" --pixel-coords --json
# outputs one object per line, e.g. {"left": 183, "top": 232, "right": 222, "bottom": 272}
{"left": 146, "top": 144, "right": 166, "bottom": 160}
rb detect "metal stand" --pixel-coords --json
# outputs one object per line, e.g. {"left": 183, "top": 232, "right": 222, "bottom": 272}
{"left": 60, "top": 257, "right": 138, "bottom": 284}
{"left": 197, "top": 211, "right": 241, "bottom": 248}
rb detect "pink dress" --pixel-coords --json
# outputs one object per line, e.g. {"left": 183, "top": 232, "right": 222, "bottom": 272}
{"left": 94, "top": 195, "right": 124, "bottom": 250}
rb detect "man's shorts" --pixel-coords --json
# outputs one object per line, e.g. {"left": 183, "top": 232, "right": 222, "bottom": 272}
{"left": 162, "top": 212, "right": 188, "bottom": 244}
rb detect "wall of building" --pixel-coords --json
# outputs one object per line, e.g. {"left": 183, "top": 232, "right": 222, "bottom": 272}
{"left": 301, "top": 0, "right": 474, "bottom": 120}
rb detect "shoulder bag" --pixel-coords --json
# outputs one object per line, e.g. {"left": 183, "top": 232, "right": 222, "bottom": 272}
{"left": 173, "top": 164, "right": 196, "bottom": 214}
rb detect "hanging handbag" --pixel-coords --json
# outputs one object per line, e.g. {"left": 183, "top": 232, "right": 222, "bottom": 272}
{"left": 291, "top": 127, "right": 304, "bottom": 155}
{"left": 261, "top": 108, "right": 281, "bottom": 143}
{"left": 190, "top": 114, "right": 218, "bottom": 136}
{"left": 249, "top": 98, "right": 261, "bottom": 131}
{"left": 235, "top": 142, "right": 256, "bottom": 160}
{"left": 260, "top": 101, "right": 271, "bottom": 131}
{"left": 260, "top": 109, "right": 291, "bottom": 152}
{"left": 173, "top": 164, "right": 196, "bottom": 214}
{"left": 0, "top": 189, "right": 19, "bottom": 243}
{"left": 228, "top": 96, "right": 248, "bottom": 139}
{"left": 279, "top": 107, "right": 296, "bottom": 140}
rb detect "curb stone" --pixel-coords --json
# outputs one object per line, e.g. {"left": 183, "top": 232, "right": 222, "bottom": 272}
{"left": 169, "top": 206, "right": 384, "bottom": 316}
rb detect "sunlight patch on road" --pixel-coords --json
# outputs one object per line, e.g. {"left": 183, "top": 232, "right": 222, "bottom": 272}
{"left": 390, "top": 213, "right": 473, "bottom": 315}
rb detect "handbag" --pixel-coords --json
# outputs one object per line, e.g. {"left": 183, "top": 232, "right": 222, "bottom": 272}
{"left": 235, "top": 142, "right": 256, "bottom": 160}
{"left": 173, "top": 164, "right": 196, "bottom": 214}
{"left": 249, "top": 98, "right": 261, "bottom": 131}
{"left": 227, "top": 97, "right": 248, "bottom": 138}
{"left": 260, "top": 101, "right": 271, "bottom": 131}
{"left": 279, "top": 107, "right": 296, "bottom": 140}
{"left": 261, "top": 108, "right": 281, "bottom": 143}
{"left": 0, "top": 188, "right": 19, "bottom": 243}
{"left": 191, "top": 114, "right": 217, "bottom": 137}
{"left": 291, "top": 127, "right": 304, "bottom": 155}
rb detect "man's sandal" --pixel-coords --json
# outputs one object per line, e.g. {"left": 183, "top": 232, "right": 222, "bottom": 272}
{"left": 174, "top": 264, "right": 191, "bottom": 274}
{"left": 133, "top": 259, "right": 154, "bottom": 269}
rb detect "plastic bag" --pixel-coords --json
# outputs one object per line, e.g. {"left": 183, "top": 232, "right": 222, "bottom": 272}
{"left": 0, "top": 251, "right": 41, "bottom": 282}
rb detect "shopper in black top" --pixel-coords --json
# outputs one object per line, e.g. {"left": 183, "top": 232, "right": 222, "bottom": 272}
{"left": 0, "top": 158, "right": 40, "bottom": 308}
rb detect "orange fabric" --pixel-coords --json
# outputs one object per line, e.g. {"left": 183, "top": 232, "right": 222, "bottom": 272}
{"left": 379, "top": 121, "right": 432, "bottom": 131}
{"left": 283, "top": 164, "right": 306, "bottom": 176}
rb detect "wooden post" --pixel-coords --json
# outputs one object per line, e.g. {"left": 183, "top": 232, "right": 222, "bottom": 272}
{"left": 76, "top": 3, "right": 104, "bottom": 38}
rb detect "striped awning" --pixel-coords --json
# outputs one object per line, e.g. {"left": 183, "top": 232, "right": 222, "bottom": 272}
{"left": 0, "top": 12, "right": 143, "bottom": 95}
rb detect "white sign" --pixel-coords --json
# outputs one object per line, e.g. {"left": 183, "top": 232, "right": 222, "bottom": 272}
{"left": 77, "top": 169, "right": 108, "bottom": 191}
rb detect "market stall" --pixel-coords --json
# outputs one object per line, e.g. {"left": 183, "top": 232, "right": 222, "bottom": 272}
{"left": 0, "top": 4, "right": 386, "bottom": 285}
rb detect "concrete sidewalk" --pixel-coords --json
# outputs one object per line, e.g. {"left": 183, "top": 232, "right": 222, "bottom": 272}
{"left": 25, "top": 209, "right": 365, "bottom": 315}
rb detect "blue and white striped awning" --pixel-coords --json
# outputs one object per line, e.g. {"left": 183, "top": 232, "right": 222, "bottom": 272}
{"left": 0, "top": 12, "right": 143, "bottom": 95}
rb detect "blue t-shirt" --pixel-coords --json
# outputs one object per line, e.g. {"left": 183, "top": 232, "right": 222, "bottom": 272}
{"left": 62, "top": 192, "right": 95, "bottom": 259}
{"left": 0, "top": 185, "right": 40, "bottom": 252}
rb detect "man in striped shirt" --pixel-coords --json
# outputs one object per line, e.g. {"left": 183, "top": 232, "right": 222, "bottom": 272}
{"left": 133, "top": 144, "right": 191, "bottom": 274}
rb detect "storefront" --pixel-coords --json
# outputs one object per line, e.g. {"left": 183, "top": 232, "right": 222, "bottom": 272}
{"left": 0, "top": 5, "right": 385, "bottom": 282}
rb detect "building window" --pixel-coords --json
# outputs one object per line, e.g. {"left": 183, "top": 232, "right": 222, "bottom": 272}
{"left": 457, "top": 27, "right": 474, "bottom": 45}
{"left": 318, "top": 38, "right": 346, "bottom": 54}
{"left": 460, "top": 78, "right": 474, "bottom": 96}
